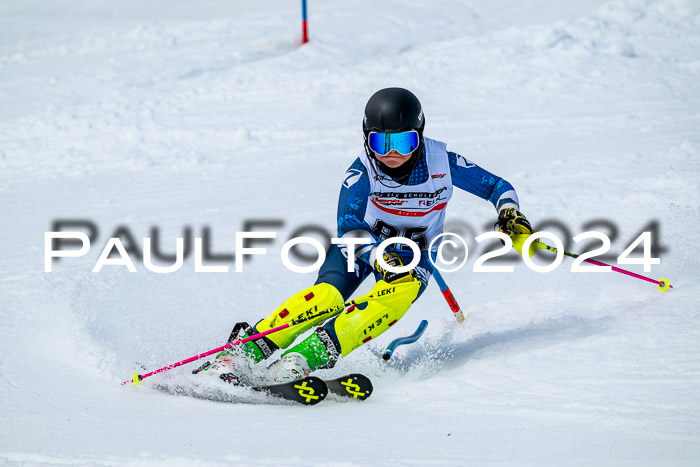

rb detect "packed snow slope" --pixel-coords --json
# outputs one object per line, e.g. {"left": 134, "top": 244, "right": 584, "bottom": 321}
{"left": 1, "top": 0, "right": 700, "bottom": 465}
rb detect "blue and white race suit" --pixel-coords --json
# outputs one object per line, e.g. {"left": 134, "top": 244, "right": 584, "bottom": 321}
{"left": 316, "top": 136, "right": 520, "bottom": 300}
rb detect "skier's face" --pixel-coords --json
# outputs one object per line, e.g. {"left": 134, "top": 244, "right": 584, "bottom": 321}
{"left": 375, "top": 149, "right": 413, "bottom": 168}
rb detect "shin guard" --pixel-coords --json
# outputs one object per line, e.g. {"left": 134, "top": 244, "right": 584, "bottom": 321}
{"left": 254, "top": 283, "right": 345, "bottom": 350}
{"left": 333, "top": 279, "right": 421, "bottom": 356}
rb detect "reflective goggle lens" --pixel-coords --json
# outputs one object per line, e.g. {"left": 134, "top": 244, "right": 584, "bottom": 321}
{"left": 368, "top": 131, "right": 420, "bottom": 156}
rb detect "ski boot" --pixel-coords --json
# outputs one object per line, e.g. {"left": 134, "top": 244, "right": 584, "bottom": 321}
{"left": 192, "top": 321, "right": 272, "bottom": 386}
{"left": 266, "top": 352, "right": 311, "bottom": 383}
{"left": 192, "top": 348, "right": 259, "bottom": 386}
{"left": 264, "top": 326, "right": 341, "bottom": 383}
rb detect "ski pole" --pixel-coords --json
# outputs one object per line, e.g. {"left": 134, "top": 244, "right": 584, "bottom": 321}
{"left": 534, "top": 240, "right": 672, "bottom": 291}
{"left": 123, "top": 305, "right": 342, "bottom": 386}
{"left": 383, "top": 320, "right": 428, "bottom": 360}
{"left": 429, "top": 255, "right": 465, "bottom": 323}
{"left": 124, "top": 281, "right": 411, "bottom": 386}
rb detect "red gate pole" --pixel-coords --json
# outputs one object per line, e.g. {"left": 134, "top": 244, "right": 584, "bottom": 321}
{"left": 301, "top": 0, "right": 309, "bottom": 44}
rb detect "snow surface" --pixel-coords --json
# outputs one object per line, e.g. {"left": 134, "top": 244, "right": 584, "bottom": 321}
{"left": 2, "top": 0, "right": 700, "bottom": 465}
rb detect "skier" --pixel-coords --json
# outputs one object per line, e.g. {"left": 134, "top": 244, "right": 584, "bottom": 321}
{"left": 200, "top": 87, "right": 534, "bottom": 385}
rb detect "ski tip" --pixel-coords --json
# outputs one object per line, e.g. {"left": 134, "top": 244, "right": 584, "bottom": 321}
{"left": 324, "top": 374, "right": 373, "bottom": 401}
{"left": 292, "top": 377, "right": 327, "bottom": 405}
{"left": 252, "top": 376, "right": 328, "bottom": 406}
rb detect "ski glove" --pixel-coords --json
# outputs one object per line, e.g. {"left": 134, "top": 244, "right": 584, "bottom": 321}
{"left": 374, "top": 251, "right": 416, "bottom": 284}
{"left": 496, "top": 208, "right": 534, "bottom": 236}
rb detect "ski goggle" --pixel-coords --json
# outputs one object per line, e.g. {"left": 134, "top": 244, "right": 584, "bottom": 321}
{"left": 368, "top": 131, "right": 420, "bottom": 156}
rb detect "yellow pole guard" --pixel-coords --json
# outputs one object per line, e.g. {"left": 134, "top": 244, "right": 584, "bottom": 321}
{"left": 133, "top": 372, "right": 142, "bottom": 386}
{"left": 658, "top": 278, "right": 671, "bottom": 292}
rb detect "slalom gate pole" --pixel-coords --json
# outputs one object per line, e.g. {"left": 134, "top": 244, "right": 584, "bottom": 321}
{"left": 123, "top": 305, "right": 339, "bottom": 386}
{"left": 383, "top": 320, "right": 428, "bottom": 360}
{"left": 301, "top": 0, "right": 308, "bottom": 44}
{"left": 429, "top": 256, "right": 465, "bottom": 323}
{"left": 535, "top": 241, "right": 672, "bottom": 291}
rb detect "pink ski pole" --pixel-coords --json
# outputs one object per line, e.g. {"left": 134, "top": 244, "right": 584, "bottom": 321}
{"left": 535, "top": 241, "right": 672, "bottom": 291}
{"left": 123, "top": 304, "right": 342, "bottom": 385}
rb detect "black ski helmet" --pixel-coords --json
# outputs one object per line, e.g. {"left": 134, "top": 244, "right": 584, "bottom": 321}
{"left": 362, "top": 88, "right": 425, "bottom": 185}
{"left": 363, "top": 87, "right": 425, "bottom": 142}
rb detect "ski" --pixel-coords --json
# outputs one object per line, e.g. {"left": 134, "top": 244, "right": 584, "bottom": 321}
{"left": 153, "top": 376, "right": 327, "bottom": 406}
{"left": 159, "top": 373, "right": 369, "bottom": 405}
{"left": 325, "top": 373, "right": 373, "bottom": 401}
{"left": 249, "top": 376, "right": 328, "bottom": 405}
{"left": 193, "top": 363, "right": 369, "bottom": 404}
